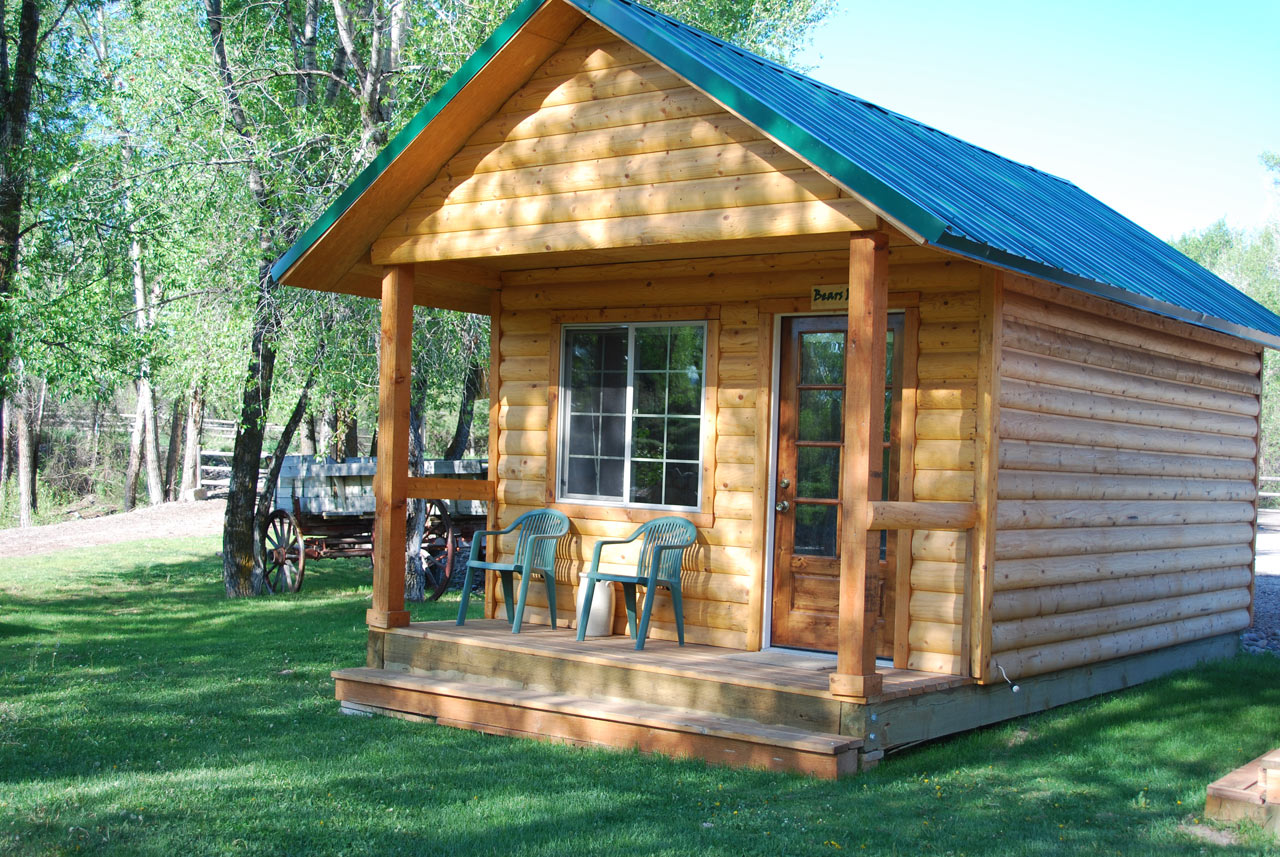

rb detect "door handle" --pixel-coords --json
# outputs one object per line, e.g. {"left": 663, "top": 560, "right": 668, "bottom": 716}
{"left": 775, "top": 500, "right": 791, "bottom": 512}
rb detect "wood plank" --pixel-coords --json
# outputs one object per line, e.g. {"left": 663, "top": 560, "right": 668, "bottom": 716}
{"left": 1006, "top": 274, "right": 1262, "bottom": 356}
{"left": 369, "top": 264, "right": 415, "bottom": 629}
{"left": 995, "top": 499, "right": 1256, "bottom": 529}
{"left": 391, "top": 170, "right": 842, "bottom": 237}
{"left": 970, "top": 270, "right": 1002, "bottom": 679}
{"left": 1004, "top": 290, "right": 1260, "bottom": 374}
{"left": 831, "top": 231, "right": 887, "bottom": 700}
{"left": 1003, "top": 319, "right": 1260, "bottom": 395}
{"left": 405, "top": 477, "right": 496, "bottom": 502}
{"left": 416, "top": 138, "right": 805, "bottom": 208}
{"left": 998, "top": 439, "right": 1256, "bottom": 481}
{"left": 373, "top": 200, "right": 877, "bottom": 265}
{"left": 992, "top": 566, "right": 1252, "bottom": 621}
{"left": 894, "top": 307, "right": 920, "bottom": 669}
{"left": 990, "top": 609, "right": 1250, "bottom": 679}
{"left": 1000, "top": 408, "right": 1257, "bottom": 459}
{"left": 486, "top": 291, "right": 503, "bottom": 619}
{"left": 994, "top": 543, "right": 1255, "bottom": 591}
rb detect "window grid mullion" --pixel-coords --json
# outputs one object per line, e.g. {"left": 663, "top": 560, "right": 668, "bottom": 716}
{"left": 621, "top": 326, "right": 636, "bottom": 504}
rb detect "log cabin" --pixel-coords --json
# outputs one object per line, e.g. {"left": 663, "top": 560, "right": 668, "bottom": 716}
{"left": 270, "top": 0, "right": 1280, "bottom": 776}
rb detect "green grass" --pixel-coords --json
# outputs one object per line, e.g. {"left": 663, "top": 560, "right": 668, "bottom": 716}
{"left": 2, "top": 541, "right": 1279, "bottom": 856}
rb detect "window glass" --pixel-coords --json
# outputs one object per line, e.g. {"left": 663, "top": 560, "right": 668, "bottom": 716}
{"left": 561, "top": 323, "right": 706, "bottom": 509}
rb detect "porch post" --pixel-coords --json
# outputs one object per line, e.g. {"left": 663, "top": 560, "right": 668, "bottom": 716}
{"left": 368, "top": 263, "right": 415, "bottom": 629}
{"left": 830, "top": 231, "right": 888, "bottom": 700}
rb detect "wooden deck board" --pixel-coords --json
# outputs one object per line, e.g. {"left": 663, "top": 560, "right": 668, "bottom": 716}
{"left": 1205, "top": 748, "right": 1280, "bottom": 836}
{"left": 401, "top": 620, "right": 967, "bottom": 701}
{"left": 334, "top": 667, "right": 864, "bottom": 778}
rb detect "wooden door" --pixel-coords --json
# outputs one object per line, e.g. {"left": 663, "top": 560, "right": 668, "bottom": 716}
{"left": 770, "top": 315, "right": 902, "bottom": 652}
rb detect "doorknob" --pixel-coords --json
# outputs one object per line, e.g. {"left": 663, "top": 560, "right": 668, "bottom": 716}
{"left": 779, "top": 478, "right": 790, "bottom": 489}
{"left": 775, "top": 500, "right": 791, "bottom": 512}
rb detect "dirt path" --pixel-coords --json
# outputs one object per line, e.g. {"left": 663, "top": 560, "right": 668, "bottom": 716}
{"left": 0, "top": 500, "right": 225, "bottom": 558}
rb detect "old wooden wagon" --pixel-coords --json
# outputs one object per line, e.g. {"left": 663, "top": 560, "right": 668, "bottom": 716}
{"left": 269, "top": 0, "right": 1280, "bottom": 776}
{"left": 263, "top": 455, "right": 488, "bottom": 597}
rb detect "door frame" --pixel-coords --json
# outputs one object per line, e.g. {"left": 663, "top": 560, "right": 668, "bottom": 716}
{"left": 761, "top": 308, "right": 915, "bottom": 653}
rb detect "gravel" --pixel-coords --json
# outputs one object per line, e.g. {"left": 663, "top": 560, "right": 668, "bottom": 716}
{"left": 0, "top": 499, "right": 225, "bottom": 558}
{"left": 1241, "top": 509, "right": 1280, "bottom": 656}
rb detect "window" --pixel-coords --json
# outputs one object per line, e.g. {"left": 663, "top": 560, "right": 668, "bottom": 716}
{"left": 559, "top": 323, "right": 706, "bottom": 510}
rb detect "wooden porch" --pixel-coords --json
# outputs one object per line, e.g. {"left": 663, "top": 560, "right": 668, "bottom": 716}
{"left": 335, "top": 622, "right": 1238, "bottom": 777}
{"left": 339, "top": 620, "right": 966, "bottom": 777}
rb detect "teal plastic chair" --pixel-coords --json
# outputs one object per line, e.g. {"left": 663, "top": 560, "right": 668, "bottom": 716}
{"left": 576, "top": 516, "right": 697, "bottom": 650}
{"left": 457, "top": 509, "right": 570, "bottom": 633}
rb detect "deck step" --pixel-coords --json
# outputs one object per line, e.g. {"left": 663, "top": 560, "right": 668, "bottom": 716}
{"left": 1204, "top": 748, "right": 1280, "bottom": 837}
{"left": 333, "top": 667, "right": 864, "bottom": 778}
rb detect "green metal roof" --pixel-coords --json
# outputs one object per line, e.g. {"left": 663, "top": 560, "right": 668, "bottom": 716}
{"left": 273, "top": 0, "right": 1280, "bottom": 349}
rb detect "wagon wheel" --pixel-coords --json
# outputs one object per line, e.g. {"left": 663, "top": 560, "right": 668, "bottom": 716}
{"left": 263, "top": 510, "right": 306, "bottom": 593}
{"left": 421, "top": 500, "right": 458, "bottom": 602}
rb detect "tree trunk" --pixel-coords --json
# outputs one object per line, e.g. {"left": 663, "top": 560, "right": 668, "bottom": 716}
{"left": 300, "top": 411, "right": 316, "bottom": 456}
{"left": 254, "top": 377, "right": 314, "bottom": 531}
{"left": 180, "top": 388, "right": 204, "bottom": 499}
{"left": 0, "top": 398, "right": 11, "bottom": 503}
{"left": 140, "top": 378, "right": 164, "bottom": 505}
{"left": 205, "top": 0, "right": 285, "bottom": 598}
{"left": 405, "top": 370, "right": 429, "bottom": 602}
{"left": 319, "top": 405, "right": 338, "bottom": 459}
{"left": 14, "top": 394, "right": 33, "bottom": 527}
{"left": 443, "top": 357, "right": 485, "bottom": 460}
{"left": 222, "top": 271, "right": 277, "bottom": 598}
{"left": 164, "top": 395, "right": 185, "bottom": 500}
{"left": 342, "top": 414, "right": 359, "bottom": 458}
{"left": 0, "top": 0, "right": 44, "bottom": 431}
{"left": 88, "top": 397, "right": 102, "bottom": 478}
{"left": 28, "top": 378, "right": 44, "bottom": 512}
{"left": 123, "top": 384, "right": 146, "bottom": 511}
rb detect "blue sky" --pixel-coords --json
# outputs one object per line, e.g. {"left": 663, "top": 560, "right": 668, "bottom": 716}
{"left": 795, "top": 0, "right": 1280, "bottom": 241}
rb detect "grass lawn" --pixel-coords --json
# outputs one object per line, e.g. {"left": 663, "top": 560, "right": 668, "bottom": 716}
{"left": 2, "top": 539, "right": 1280, "bottom": 856}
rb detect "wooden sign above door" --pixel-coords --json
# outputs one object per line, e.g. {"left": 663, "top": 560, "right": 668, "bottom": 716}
{"left": 810, "top": 285, "right": 850, "bottom": 311}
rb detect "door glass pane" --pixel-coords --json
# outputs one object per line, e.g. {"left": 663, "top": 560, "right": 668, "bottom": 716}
{"left": 797, "top": 390, "right": 843, "bottom": 441}
{"left": 800, "top": 332, "right": 844, "bottom": 384}
{"left": 794, "top": 503, "right": 838, "bottom": 556}
{"left": 796, "top": 446, "right": 840, "bottom": 499}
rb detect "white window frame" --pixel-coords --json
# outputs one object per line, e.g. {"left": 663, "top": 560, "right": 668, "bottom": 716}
{"left": 557, "top": 320, "right": 708, "bottom": 512}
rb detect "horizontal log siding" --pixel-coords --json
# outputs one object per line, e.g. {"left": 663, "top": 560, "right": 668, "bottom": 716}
{"left": 990, "top": 277, "right": 1258, "bottom": 679}
{"left": 373, "top": 22, "right": 875, "bottom": 265}
{"left": 489, "top": 303, "right": 758, "bottom": 649}
{"left": 907, "top": 286, "right": 981, "bottom": 675}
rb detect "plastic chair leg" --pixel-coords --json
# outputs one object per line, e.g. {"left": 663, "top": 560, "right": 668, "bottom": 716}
{"left": 635, "top": 583, "right": 659, "bottom": 651}
{"left": 500, "top": 571, "right": 517, "bottom": 625}
{"left": 512, "top": 570, "right": 533, "bottom": 634}
{"left": 576, "top": 575, "right": 596, "bottom": 641}
{"left": 456, "top": 563, "right": 475, "bottom": 625}
{"left": 621, "top": 583, "right": 638, "bottom": 640}
{"left": 669, "top": 585, "right": 684, "bottom": 646}
{"left": 543, "top": 573, "right": 557, "bottom": 630}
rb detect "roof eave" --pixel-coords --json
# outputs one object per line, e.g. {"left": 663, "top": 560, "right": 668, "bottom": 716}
{"left": 270, "top": 0, "right": 554, "bottom": 286}
{"left": 934, "top": 234, "right": 1280, "bottom": 352}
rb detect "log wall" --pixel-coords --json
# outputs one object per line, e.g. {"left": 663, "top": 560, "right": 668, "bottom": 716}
{"left": 906, "top": 289, "right": 980, "bottom": 675}
{"left": 372, "top": 21, "right": 875, "bottom": 266}
{"left": 989, "top": 277, "right": 1260, "bottom": 680}
{"left": 489, "top": 250, "right": 982, "bottom": 659}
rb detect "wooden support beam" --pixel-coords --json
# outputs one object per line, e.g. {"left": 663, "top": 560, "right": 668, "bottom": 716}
{"left": 405, "top": 477, "right": 496, "bottom": 502}
{"left": 485, "top": 290, "right": 502, "bottom": 622}
{"left": 368, "top": 263, "right": 415, "bottom": 630}
{"left": 830, "top": 231, "right": 888, "bottom": 700}
{"left": 865, "top": 501, "right": 976, "bottom": 531}
{"left": 971, "top": 270, "right": 1003, "bottom": 680}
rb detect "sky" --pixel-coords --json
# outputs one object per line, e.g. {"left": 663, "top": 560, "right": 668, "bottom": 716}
{"left": 795, "top": 0, "right": 1280, "bottom": 242}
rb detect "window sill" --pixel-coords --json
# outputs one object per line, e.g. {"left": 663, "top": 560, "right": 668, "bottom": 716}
{"left": 551, "top": 501, "right": 713, "bottom": 530}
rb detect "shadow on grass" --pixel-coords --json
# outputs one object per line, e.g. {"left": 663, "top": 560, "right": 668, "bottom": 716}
{"left": 2, "top": 539, "right": 1279, "bottom": 856}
